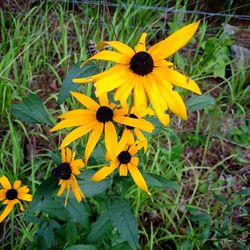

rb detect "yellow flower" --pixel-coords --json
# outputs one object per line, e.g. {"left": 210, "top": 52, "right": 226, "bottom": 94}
{"left": 0, "top": 176, "right": 32, "bottom": 223}
{"left": 121, "top": 106, "right": 154, "bottom": 152}
{"left": 52, "top": 147, "right": 85, "bottom": 206}
{"left": 51, "top": 92, "right": 154, "bottom": 164}
{"left": 92, "top": 139, "right": 149, "bottom": 194}
{"left": 73, "top": 22, "right": 201, "bottom": 125}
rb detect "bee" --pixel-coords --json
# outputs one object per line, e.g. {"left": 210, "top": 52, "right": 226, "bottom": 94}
{"left": 88, "top": 40, "right": 98, "bottom": 57}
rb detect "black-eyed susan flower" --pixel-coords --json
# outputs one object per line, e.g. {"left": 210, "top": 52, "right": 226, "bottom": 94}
{"left": 121, "top": 106, "right": 154, "bottom": 152}
{"left": 52, "top": 147, "right": 84, "bottom": 206}
{"left": 91, "top": 140, "right": 149, "bottom": 194}
{"left": 51, "top": 92, "right": 154, "bottom": 164}
{"left": 73, "top": 22, "right": 201, "bottom": 125}
{"left": 0, "top": 176, "right": 32, "bottom": 223}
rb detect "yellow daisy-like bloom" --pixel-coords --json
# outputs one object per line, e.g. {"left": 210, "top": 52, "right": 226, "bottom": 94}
{"left": 121, "top": 106, "right": 154, "bottom": 152}
{"left": 92, "top": 140, "right": 149, "bottom": 194}
{"left": 73, "top": 22, "right": 201, "bottom": 125}
{"left": 51, "top": 92, "right": 154, "bottom": 164}
{"left": 0, "top": 176, "right": 32, "bottom": 223}
{"left": 52, "top": 147, "right": 85, "bottom": 206}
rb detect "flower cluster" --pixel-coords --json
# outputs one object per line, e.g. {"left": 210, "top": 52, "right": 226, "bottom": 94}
{"left": 51, "top": 21, "right": 201, "bottom": 202}
{"left": 0, "top": 21, "right": 201, "bottom": 222}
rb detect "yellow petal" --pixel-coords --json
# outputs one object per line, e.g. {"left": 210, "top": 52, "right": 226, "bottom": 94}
{"left": 148, "top": 21, "right": 200, "bottom": 60}
{"left": 97, "top": 41, "right": 135, "bottom": 57}
{"left": 81, "top": 50, "right": 131, "bottom": 67}
{"left": 115, "top": 129, "right": 130, "bottom": 156}
{"left": 61, "top": 148, "right": 66, "bottom": 162}
{"left": 50, "top": 116, "right": 95, "bottom": 132}
{"left": 128, "top": 163, "right": 149, "bottom": 193}
{"left": 130, "top": 157, "right": 139, "bottom": 166}
{"left": 84, "top": 123, "right": 104, "bottom": 164}
{"left": 13, "top": 180, "right": 21, "bottom": 190}
{"left": 71, "top": 177, "right": 84, "bottom": 202}
{"left": 17, "top": 186, "right": 29, "bottom": 194}
{"left": 133, "top": 78, "right": 148, "bottom": 109}
{"left": 0, "top": 202, "right": 14, "bottom": 223}
{"left": 143, "top": 76, "right": 170, "bottom": 125}
{"left": 60, "top": 122, "right": 96, "bottom": 149}
{"left": 134, "top": 128, "right": 148, "bottom": 152}
{"left": 0, "top": 176, "right": 12, "bottom": 189}
{"left": 65, "top": 148, "right": 73, "bottom": 163}
{"left": 17, "top": 193, "right": 32, "bottom": 202}
{"left": 57, "top": 181, "right": 66, "bottom": 196}
{"left": 71, "top": 159, "right": 85, "bottom": 169}
{"left": 113, "top": 115, "right": 154, "bottom": 133}
{"left": 73, "top": 64, "right": 128, "bottom": 83}
{"left": 134, "top": 33, "right": 147, "bottom": 52}
{"left": 70, "top": 91, "right": 100, "bottom": 110}
{"left": 91, "top": 160, "right": 119, "bottom": 182}
{"left": 163, "top": 69, "right": 201, "bottom": 95}
{"left": 0, "top": 189, "right": 6, "bottom": 201}
{"left": 58, "top": 109, "right": 96, "bottom": 119}
{"left": 104, "top": 122, "right": 118, "bottom": 160}
{"left": 94, "top": 70, "right": 134, "bottom": 97}
{"left": 98, "top": 94, "right": 109, "bottom": 107}
{"left": 119, "top": 164, "right": 128, "bottom": 176}
{"left": 17, "top": 200, "right": 25, "bottom": 211}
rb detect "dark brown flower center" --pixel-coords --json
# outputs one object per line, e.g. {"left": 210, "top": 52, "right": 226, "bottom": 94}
{"left": 126, "top": 114, "right": 138, "bottom": 130}
{"left": 6, "top": 189, "right": 18, "bottom": 200}
{"left": 130, "top": 51, "right": 154, "bottom": 76}
{"left": 96, "top": 106, "right": 113, "bottom": 123}
{"left": 118, "top": 151, "right": 132, "bottom": 164}
{"left": 52, "top": 162, "right": 71, "bottom": 180}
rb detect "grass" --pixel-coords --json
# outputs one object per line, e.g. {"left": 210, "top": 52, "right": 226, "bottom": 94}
{"left": 0, "top": 0, "right": 249, "bottom": 249}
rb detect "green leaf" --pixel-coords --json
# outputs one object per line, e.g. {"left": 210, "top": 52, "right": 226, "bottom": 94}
{"left": 110, "top": 242, "right": 133, "bottom": 250}
{"left": 58, "top": 62, "right": 99, "bottom": 104}
{"left": 78, "top": 169, "right": 112, "bottom": 197}
{"left": 86, "top": 212, "right": 112, "bottom": 243}
{"left": 186, "top": 95, "right": 215, "bottom": 112}
{"left": 11, "top": 93, "right": 53, "bottom": 125}
{"left": 143, "top": 173, "right": 180, "bottom": 191}
{"left": 65, "top": 245, "right": 97, "bottom": 250}
{"left": 107, "top": 198, "right": 139, "bottom": 249}
{"left": 237, "top": 188, "right": 250, "bottom": 196}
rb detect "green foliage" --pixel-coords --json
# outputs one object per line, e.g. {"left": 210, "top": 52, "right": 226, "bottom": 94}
{"left": 11, "top": 93, "right": 53, "bottom": 125}
{"left": 187, "top": 95, "right": 215, "bottom": 112}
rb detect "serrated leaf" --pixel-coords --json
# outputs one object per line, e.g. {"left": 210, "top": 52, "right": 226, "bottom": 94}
{"left": 86, "top": 212, "right": 112, "bottom": 243}
{"left": 11, "top": 93, "right": 53, "bottom": 125}
{"left": 107, "top": 198, "right": 139, "bottom": 249}
{"left": 58, "top": 62, "right": 99, "bottom": 104}
{"left": 186, "top": 95, "right": 215, "bottom": 112}
{"left": 143, "top": 173, "right": 180, "bottom": 190}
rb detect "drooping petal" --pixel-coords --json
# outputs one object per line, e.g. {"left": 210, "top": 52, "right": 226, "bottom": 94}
{"left": 70, "top": 91, "right": 100, "bottom": 110}
{"left": 80, "top": 50, "right": 131, "bottom": 67}
{"left": 0, "top": 202, "right": 15, "bottom": 223}
{"left": 104, "top": 122, "right": 118, "bottom": 160}
{"left": 162, "top": 69, "right": 201, "bottom": 95}
{"left": 91, "top": 160, "right": 119, "bottom": 182}
{"left": 97, "top": 41, "right": 135, "bottom": 57}
{"left": 94, "top": 70, "right": 135, "bottom": 97}
{"left": 84, "top": 123, "right": 104, "bottom": 164}
{"left": 148, "top": 21, "right": 200, "bottom": 60}
{"left": 134, "top": 33, "right": 147, "bottom": 52}
{"left": 58, "top": 109, "right": 96, "bottom": 119}
{"left": 60, "top": 122, "right": 96, "bottom": 149}
{"left": 71, "top": 176, "right": 84, "bottom": 202}
{"left": 0, "top": 176, "right": 12, "bottom": 190}
{"left": 57, "top": 181, "right": 66, "bottom": 196}
{"left": 128, "top": 163, "right": 149, "bottom": 193}
{"left": 133, "top": 78, "right": 148, "bottom": 109}
{"left": 13, "top": 180, "right": 21, "bottom": 190}
{"left": 73, "top": 64, "right": 128, "bottom": 83}
{"left": 17, "top": 200, "right": 25, "bottom": 211}
{"left": 17, "top": 193, "right": 32, "bottom": 202}
{"left": 119, "top": 164, "right": 128, "bottom": 176}
{"left": 114, "top": 114, "right": 154, "bottom": 133}
{"left": 143, "top": 75, "right": 170, "bottom": 125}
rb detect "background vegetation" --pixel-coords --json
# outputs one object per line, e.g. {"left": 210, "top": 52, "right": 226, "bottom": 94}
{"left": 0, "top": 0, "right": 249, "bottom": 249}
